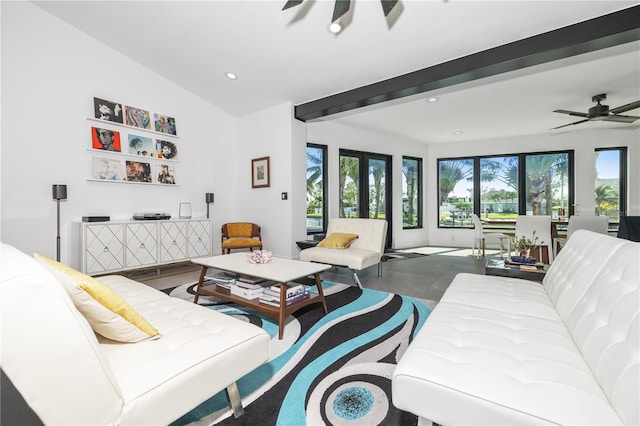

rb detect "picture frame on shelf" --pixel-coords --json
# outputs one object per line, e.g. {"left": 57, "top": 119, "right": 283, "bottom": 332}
{"left": 154, "top": 163, "right": 177, "bottom": 184}
{"left": 154, "top": 113, "right": 177, "bottom": 136}
{"left": 125, "top": 160, "right": 152, "bottom": 183}
{"left": 93, "top": 97, "right": 123, "bottom": 124}
{"left": 92, "top": 156, "right": 123, "bottom": 181}
{"left": 91, "top": 127, "right": 121, "bottom": 152}
{"left": 125, "top": 105, "right": 151, "bottom": 129}
{"left": 128, "top": 134, "right": 155, "bottom": 157}
{"left": 156, "top": 139, "right": 178, "bottom": 160}
{"left": 252, "top": 156, "right": 270, "bottom": 188}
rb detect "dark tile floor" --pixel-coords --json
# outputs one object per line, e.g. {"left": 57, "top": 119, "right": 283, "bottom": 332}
{"left": 138, "top": 247, "right": 494, "bottom": 302}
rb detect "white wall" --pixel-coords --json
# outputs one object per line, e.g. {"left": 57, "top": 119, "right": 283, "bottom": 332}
{"left": 427, "top": 127, "right": 640, "bottom": 247}
{"left": 307, "top": 121, "right": 430, "bottom": 249}
{"left": 1, "top": 2, "right": 237, "bottom": 263}
{"left": 235, "top": 102, "right": 303, "bottom": 258}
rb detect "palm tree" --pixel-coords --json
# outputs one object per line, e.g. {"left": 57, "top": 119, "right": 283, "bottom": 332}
{"left": 439, "top": 160, "right": 473, "bottom": 205}
{"left": 595, "top": 184, "right": 618, "bottom": 216}
{"left": 339, "top": 156, "right": 360, "bottom": 217}
{"left": 369, "top": 159, "right": 385, "bottom": 219}
{"left": 402, "top": 161, "right": 417, "bottom": 225}
{"left": 525, "top": 154, "right": 562, "bottom": 215}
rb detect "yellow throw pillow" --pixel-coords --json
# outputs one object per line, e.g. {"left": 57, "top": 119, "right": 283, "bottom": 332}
{"left": 34, "top": 254, "right": 160, "bottom": 342}
{"left": 317, "top": 232, "right": 359, "bottom": 249}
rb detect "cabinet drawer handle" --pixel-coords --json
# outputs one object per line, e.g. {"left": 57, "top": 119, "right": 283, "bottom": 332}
{"left": 103, "top": 246, "right": 109, "bottom": 252}
{"left": 172, "top": 240, "right": 177, "bottom": 245}
{"left": 198, "top": 237, "right": 202, "bottom": 242}
{"left": 140, "top": 243, "right": 145, "bottom": 248}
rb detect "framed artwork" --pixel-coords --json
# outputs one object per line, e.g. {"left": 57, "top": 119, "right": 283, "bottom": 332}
{"left": 93, "top": 97, "right": 123, "bottom": 124}
{"left": 92, "top": 157, "right": 123, "bottom": 181}
{"left": 156, "top": 139, "right": 178, "bottom": 160}
{"left": 91, "top": 127, "right": 121, "bottom": 152}
{"left": 125, "top": 161, "right": 152, "bottom": 183}
{"left": 154, "top": 163, "right": 177, "bottom": 184}
{"left": 154, "top": 113, "right": 177, "bottom": 135}
{"left": 128, "top": 134, "right": 155, "bottom": 157}
{"left": 251, "top": 156, "right": 270, "bottom": 188}
{"left": 125, "top": 105, "right": 151, "bottom": 129}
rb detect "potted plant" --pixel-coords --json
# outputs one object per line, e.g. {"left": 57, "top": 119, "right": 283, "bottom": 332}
{"left": 511, "top": 230, "right": 543, "bottom": 261}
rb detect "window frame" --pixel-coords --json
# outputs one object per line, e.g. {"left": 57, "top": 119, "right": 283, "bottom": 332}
{"left": 402, "top": 156, "right": 423, "bottom": 229}
{"left": 437, "top": 149, "right": 574, "bottom": 229}
{"left": 306, "top": 143, "right": 328, "bottom": 235}
{"left": 595, "top": 146, "right": 627, "bottom": 219}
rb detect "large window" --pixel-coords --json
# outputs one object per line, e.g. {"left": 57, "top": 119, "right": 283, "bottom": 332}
{"left": 306, "top": 144, "right": 327, "bottom": 234}
{"left": 438, "top": 150, "right": 573, "bottom": 228}
{"left": 595, "top": 147, "right": 627, "bottom": 222}
{"left": 402, "top": 156, "right": 422, "bottom": 228}
{"left": 438, "top": 159, "right": 474, "bottom": 227}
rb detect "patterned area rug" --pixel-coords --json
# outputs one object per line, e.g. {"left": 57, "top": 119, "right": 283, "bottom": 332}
{"left": 165, "top": 282, "right": 434, "bottom": 426}
{"left": 381, "top": 249, "right": 429, "bottom": 262}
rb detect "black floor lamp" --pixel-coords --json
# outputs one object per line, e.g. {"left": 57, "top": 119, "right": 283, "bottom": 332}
{"left": 52, "top": 184, "right": 67, "bottom": 262}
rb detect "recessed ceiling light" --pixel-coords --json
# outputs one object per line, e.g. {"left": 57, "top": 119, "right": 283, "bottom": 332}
{"left": 454, "top": 130, "right": 463, "bottom": 135}
{"left": 427, "top": 97, "right": 439, "bottom": 103}
{"left": 328, "top": 21, "right": 343, "bottom": 34}
{"left": 225, "top": 72, "right": 238, "bottom": 80}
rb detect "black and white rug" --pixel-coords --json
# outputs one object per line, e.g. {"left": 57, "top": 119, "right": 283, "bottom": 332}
{"left": 165, "top": 282, "right": 435, "bottom": 426}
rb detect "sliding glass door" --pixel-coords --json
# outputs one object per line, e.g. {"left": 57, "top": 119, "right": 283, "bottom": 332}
{"left": 339, "top": 149, "right": 392, "bottom": 247}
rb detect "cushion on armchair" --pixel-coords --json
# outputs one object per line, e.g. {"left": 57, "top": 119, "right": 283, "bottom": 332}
{"left": 317, "top": 232, "right": 359, "bottom": 248}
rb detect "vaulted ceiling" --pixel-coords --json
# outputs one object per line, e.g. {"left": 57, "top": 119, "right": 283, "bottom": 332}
{"left": 35, "top": 1, "right": 640, "bottom": 143}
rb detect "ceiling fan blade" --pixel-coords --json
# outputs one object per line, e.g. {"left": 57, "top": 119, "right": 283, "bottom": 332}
{"left": 609, "top": 100, "right": 640, "bottom": 114}
{"left": 553, "top": 109, "right": 589, "bottom": 118}
{"left": 549, "top": 119, "right": 590, "bottom": 130}
{"left": 380, "top": 0, "right": 399, "bottom": 16}
{"left": 601, "top": 114, "right": 640, "bottom": 123}
{"left": 282, "top": 0, "right": 303, "bottom": 10}
{"left": 332, "top": 0, "right": 351, "bottom": 22}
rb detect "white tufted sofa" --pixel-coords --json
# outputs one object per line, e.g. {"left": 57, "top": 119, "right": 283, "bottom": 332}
{"left": 299, "top": 218, "right": 388, "bottom": 288}
{"left": 393, "top": 230, "right": 639, "bottom": 425}
{"left": 0, "top": 243, "right": 270, "bottom": 425}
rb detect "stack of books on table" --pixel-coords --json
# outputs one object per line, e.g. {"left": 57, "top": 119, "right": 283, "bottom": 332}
{"left": 205, "top": 272, "right": 237, "bottom": 289}
{"left": 259, "top": 283, "right": 310, "bottom": 307}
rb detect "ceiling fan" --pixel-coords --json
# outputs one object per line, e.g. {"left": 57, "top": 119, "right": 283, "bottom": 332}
{"left": 550, "top": 94, "right": 640, "bottom": 130}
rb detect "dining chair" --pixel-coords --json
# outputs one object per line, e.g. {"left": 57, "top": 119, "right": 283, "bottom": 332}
{"left": 553, "top": 216, "right": 609, "bottom": 257}
{"left": 471, "top": 214, "right": 509, "bottom": 260}
{"left": 511, "top": 215, "right": 553, "bottom": 263}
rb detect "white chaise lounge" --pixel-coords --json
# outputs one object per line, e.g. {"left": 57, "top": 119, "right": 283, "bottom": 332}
{"left": 299, "top": 218, "right": 388, "bottom": 288}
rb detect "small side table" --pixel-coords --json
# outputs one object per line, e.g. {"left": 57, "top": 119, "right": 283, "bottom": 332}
{"left": 296, "top": 240, "right": 319, "bottom": 251}
{"left": 485, "top": 258, "right": 548, "bottom": 282}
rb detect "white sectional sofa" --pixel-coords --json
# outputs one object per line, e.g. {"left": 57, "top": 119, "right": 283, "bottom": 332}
{"left": 300, "top": 218, "right": 388, "bottom": 288}
{"left": 393, "top": 230, "right": 639, "bottom": 425}
{"left": 0, "top": 243, "right": 270, "bottom": 425}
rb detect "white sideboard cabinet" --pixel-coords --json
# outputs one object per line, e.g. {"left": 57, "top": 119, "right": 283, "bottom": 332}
{"left": 77, "top": 219, "right": 212, "bottom": 275}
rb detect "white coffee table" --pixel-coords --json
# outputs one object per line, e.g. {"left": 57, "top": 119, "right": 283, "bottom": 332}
{"left": 191, "top": 253, "right": 332, "bottom": 339}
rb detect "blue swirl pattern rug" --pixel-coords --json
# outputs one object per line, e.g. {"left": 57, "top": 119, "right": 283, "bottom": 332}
{"left": 166, "top": 282, "right": 434, "bottom": 426}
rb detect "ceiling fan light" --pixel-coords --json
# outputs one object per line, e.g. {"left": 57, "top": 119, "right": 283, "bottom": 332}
{"left": 427, "top": 97, "right": 439, "bottom": 103}
{"left": 225, "top": 72, "right": 238, "bottom": 80}
{"left": 329, "top": 21, "right": 343, "bottom": 34}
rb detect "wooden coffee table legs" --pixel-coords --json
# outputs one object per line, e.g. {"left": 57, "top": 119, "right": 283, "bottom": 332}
{"left": 193, "top": 265, "right": 208, "bottom": 304}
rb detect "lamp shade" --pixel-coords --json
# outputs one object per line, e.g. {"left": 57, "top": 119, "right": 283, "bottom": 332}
{"left": 206, "top": 193, "right": 215, "bottom": 203}
{"left": 52, "top": 184, "right": 67, "bottom": 200}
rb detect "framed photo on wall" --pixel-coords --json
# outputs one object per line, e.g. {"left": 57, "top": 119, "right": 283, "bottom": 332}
{"left": 252, "top": 156, "right": 270, "bottom": 188}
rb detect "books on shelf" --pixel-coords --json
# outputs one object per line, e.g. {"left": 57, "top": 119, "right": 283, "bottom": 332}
{"left": 205, "top": 272, "right": 237, "bottom": 289}
{"left": 237, "top": 275, "right": 265, "bottom": 284}
{"left": 230, "top": 282, "right": 264, "bottom": 299}
{"left": 269, "top": 283, "right": 306, "bottom": 299}
{"left": 259, "top": 285, "right": 311, "bottom": 307}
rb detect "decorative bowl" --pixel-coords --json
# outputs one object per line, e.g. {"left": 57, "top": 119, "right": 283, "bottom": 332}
{"left": 246, "top": 250, "right": 273, "bottom": 264}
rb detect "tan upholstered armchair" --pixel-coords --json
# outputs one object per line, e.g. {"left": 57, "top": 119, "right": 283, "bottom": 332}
{"left": 221, "top": 222, "right": 263, "bottom": 254}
